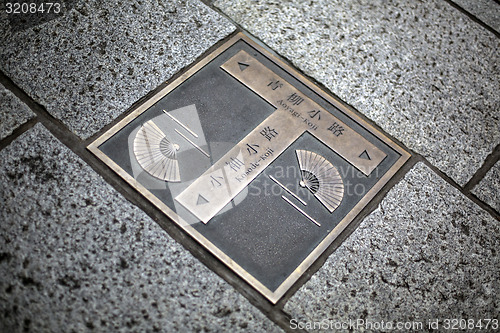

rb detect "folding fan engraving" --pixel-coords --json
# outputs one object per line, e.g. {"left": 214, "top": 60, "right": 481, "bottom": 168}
{"left": 295, "top": 150, "right": 344, "bottom": 213}
{"left": 134, "top": 120, "right": 181, "bottom": 182}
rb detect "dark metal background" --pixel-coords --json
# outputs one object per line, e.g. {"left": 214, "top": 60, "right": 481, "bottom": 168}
{"left": 99, "top": 40, "right": 401, "bottom": 291}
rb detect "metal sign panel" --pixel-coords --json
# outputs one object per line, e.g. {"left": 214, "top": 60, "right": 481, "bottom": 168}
{"left": 88, "top": 33, "right": 410, "bottom": 303}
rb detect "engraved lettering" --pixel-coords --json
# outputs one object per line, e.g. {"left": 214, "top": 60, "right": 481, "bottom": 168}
{"left": 307, "top": 109, "right": 321, "bottom": 120}
{"left": 259, "top": 126, "right": 279, "bottom": 141}
{"left": 245, "top": 162, "right": 260, "bottom": 175}
{"left": 287, "top": 92, "right": 304, "bottom": 106}
{"left": 235, "top": 162, "right": 260, "bottom": 182}
{"left": 267, "top": 79, "right": 283, "bottom": 90}
{"left": 258, "top": 147, "right": 274, "bottom": 161}
{"left": 246, "top": 143, "right": 260, "bottom": 155}
{"left": 277, "top": 100, "right": 301, "bottom": 117}
{"left": 226, "top": 156, "right": 244, "bottom": 172}
{"left": 210, "top": 175, "right": 223, "bottom": 188}
{"left": 327, "top": 122, "right": 345, "bottom": 136}
{"left": 303, "top": 118, "right": 318, "bottom": 131}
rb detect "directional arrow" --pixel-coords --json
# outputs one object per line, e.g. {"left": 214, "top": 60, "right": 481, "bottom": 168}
{"left": 238, "top": 62, "right": 249, "bottom": 71}
{"left": 359, "top": 150, "right": 371, "bottom": 160}
{"left": 196, "top": 194, "right": 209, "bottom": 205}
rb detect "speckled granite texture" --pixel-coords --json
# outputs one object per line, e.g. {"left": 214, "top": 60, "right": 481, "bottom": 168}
{"left": 215, "top": 0, "right": 500, "bottom": 186}
{"left": 0, "top": 83, "right": 34, "bottom": 140}
{"left": 284, "top": 163, "right": 499, "bottom": 328}
{"left": 0, "top": 124, "right": 281, "bottom": 333}
{"left": 473, "top": 160, "right": 500, "bottom": 213}
{"left": 0, "top": 0, "right": 235, "bottom": 139}
{"left": 452, "top": 0, "right": 500, "bottom": 32}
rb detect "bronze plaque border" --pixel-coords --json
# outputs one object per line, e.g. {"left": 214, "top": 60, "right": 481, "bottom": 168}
{"left": 87, "top": 32, "right": 411, "bottom": 304}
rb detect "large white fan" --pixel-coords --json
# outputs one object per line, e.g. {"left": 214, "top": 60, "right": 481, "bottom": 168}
{"left": 295, "top": 149, "right": 344, "bottom": 213}
{"left": 133, "top": 120, "right": 181, "bottom": 182}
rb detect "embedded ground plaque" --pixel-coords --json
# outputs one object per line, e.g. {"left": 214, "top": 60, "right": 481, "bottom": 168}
{"left": 88, "top": 33, "right": 410, "bottom": 303}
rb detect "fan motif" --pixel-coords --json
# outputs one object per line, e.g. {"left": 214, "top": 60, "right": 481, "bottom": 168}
{"left": 296, "top": 149, "right": 344, "bottom": 213}
{"left": 134, "top": 120, "right": 181, "bottom": 182}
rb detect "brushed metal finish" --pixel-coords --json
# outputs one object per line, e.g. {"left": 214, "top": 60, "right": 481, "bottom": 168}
{"left": 176, "top": 50, "right": 387, "bottom": 223}
{"left": 220, "top": 50, "right": 387, "bottom": 176}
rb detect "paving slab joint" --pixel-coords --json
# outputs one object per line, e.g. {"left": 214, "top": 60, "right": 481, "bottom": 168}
{"left": 0, "top": 28, "right": 424, "bottom": 327}
{"left": 275, "top": 154, "right": 419, "bottom": 308}
{"left": 0, "top": 55, "right": 293, "bottom": 332}
{"left": 83, "top": 29, "right": 241, "bottom": 146}
{"left": 464, "top": 143, "right": 500, "bottom": 192}
{"left": 4, "top": 8, "right": 497, "bottom": 327}
{"left": 0, "top": 118, "right": 37, "bottom": 152}
{"left": 420, "top": 154, "right": 500, "bottom": 221}
{"left": 444, "top": 0, "right": 500, "bottom": 37}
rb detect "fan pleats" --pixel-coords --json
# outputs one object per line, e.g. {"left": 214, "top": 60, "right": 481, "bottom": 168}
{"left": 296, "top": 149, "right": 344, "bottom": 213}
{"left": 133, "top": 120, "right": 181, "bottom": 182}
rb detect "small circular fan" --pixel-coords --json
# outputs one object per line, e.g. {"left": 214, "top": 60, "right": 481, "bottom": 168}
{"left": 296, "top": 149, "right": 344, "bottom": 213}
{"left": 134, "top": 120, "right": 181, "bottom": 182}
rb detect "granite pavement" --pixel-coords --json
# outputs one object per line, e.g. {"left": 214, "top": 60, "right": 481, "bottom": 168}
{"left": 285, "top": 162, "right": 499, "bottom": 331}
{"left": 451, "top": 0, "right": 500, "bottom": 32}
{"left": 473, "top": 160, "right": 500, "bottom": 213}
{"left": 0, "top": 124, "right": 281, "bottom": 333}
{"left": 215, "top": 0, "right": 500, "bottom": 186}
{"left": 0, "top": 0, "right": 235, "bottom": 139}
{"left": 0, "top": 82, "right": 34, "bottom": 140}
{"left": 0, "top": 0, "right": 499, "bottom": 332}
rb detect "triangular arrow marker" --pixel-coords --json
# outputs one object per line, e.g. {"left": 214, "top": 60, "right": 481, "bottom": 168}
{"left": 238, "top": 62, "right": 249, "bottom": 71}
{"left": 196, "top": 194, "right": 209, "bottom": 205}
{"left": 359, "top": 150, "right": 371, "bottom": 160}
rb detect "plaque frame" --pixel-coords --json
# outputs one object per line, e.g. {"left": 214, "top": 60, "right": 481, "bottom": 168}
{"left": 88, "top": 32, "right": 411, "bottom": 303}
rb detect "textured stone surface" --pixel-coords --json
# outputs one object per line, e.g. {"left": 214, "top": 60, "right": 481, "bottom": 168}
{"left": 452, "top": 0, "right": 500, "bottom": 32}
{"left": 473, "top": 160, "right": 500, "bottom": 213}
{"left": 0, "top": 124, "right": 281, "bottom": 332}
{"left": 285, "top": 163, "right": 499, "bottom": 328}
{"left": 215, "top": 0, "right": 500, "bottom": 185}
{"left": 0, "top": 82, "right": 34, "bottom": 140}
{"left": 0, "top": 0, "right": 235, "bottom": 139}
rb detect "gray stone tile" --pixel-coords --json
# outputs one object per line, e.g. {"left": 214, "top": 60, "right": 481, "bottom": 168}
{"left": 214, "top": 0, "right": 500, "bottom": 185}
{"left": 452, "top": 0, "right": 500, "bottom": 32}
{"left": 0, "top": 82, "right": 34, "bottom": 140}
{"left": 284, "top": 163, "right": 499, "bottom": 330}
{"left": 473, "top": 160, "right": 500, "bottom": 213}
{"left": 0, "top": 124, "right": 281, "bottom": 333}
{"left": 0, "top": 0, "right": 235, "bottom": 139}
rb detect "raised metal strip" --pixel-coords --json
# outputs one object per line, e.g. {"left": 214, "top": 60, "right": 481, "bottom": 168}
{"left": 175, "top": 109, "right": 300, "bottom": 223}
{"left": 281, "top": 196, "right": 321, "bottom": 227}
{"left": 176, "top": 51, "right": 388, "bottom": 224}
{"left": 164, "top": 110, "right": 199, "bottom": 138}
{"left": 174, "top": 129, "right": 210, "bottom": 158}
{"left": 220, "top": 50, "right": 387, "bottom": 176}
{"left": 269, "top": 175, "right": 307, "bottom": 206}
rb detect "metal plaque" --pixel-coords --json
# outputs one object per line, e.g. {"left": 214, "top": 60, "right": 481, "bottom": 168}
{"left": 88, "top": 33, "right": 410, "bottom": 303}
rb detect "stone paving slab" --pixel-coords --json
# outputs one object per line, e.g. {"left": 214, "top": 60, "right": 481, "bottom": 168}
{"left": 0, "top": 124, "right": 281, "bottom": 333}
{"left": 0, "top": 0, "right": 235, "bottom": 139}
{"left": 451, "top": 0, "right": 500, "bottom": 32}
{"left": 215, "top": 0, "right": 500, "bottom": 186}
{"left": 284, "top": 162, "right": 499, "bottom": 331}
{"left": 0, "top": 82, "right": 34, "bottom": 140}
{"left": 473, "top": 160, "right": 500, "bottom": 213}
